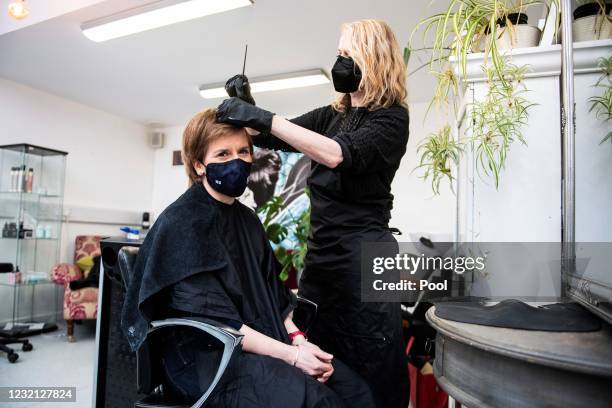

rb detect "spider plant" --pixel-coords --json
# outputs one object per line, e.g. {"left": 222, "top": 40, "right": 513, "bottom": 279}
{"left": 416, "top": 125, "right": 464, "bottom": 194}
{"left": 588, "top": 56, "right": 612, "bottom": 145}
{"left": 470, "top": 59, "right": 536, "bottom": 187}
{"left": 406, "top": 1, "right": 559, "bottom": 193}
{"left": 408, "top": 0, "right": 558, "bottom": 91}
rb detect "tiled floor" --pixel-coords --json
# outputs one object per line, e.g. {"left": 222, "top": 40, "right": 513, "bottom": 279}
{"left": 0, "top": 321, "right": 96, "bottom": 408}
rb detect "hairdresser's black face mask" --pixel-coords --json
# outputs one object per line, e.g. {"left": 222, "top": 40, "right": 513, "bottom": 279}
{"left": 205, "top": 158, "right": 252, "bottom": 197}
{"left": 331, "top": 55, "right": 362, "bottom": 93}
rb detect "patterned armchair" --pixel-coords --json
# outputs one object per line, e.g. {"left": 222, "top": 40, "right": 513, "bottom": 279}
{"left": 51, "top": 235, "right": 102, "bottom": 342}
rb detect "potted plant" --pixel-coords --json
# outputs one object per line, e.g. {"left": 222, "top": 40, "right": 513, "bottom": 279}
{"left": 573, "top": 0, "right": 612, "bottom": 42}
{"left": 409, "top": 0, "right": 557, "bottom": 85}
{"left": 407, "top": 0, "right": 556, "bottom": 193}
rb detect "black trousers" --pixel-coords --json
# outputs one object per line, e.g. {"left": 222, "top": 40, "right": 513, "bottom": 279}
{"left": 305, "top": 303, "right": 410, "bottom": 408}
{"left": 160, "top": 329, "right": 375, "bottom": 407}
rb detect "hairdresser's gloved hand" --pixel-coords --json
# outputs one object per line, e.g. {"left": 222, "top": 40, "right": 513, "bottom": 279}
{"left": 217, "top": 97, "right": 274, "bottom": 134}
{"left": 225, "top": 74, "right": 256, "bottom": 105}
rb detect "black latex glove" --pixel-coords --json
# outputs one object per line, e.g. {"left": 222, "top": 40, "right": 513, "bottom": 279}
{"left": 225, "top": 74, "right": 256, "bottom": 105}
{"left": 217, "top": 97, "right": 274, "bottom": 133}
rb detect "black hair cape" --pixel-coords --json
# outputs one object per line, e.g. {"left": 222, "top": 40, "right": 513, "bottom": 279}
{"left": 121, "top": 183, "right": 227, "bottom": 351}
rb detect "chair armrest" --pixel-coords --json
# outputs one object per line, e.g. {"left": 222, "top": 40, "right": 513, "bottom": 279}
{"left": 293, "top": 295, "right": 318, "bottom": 333}
{"left": 151, "top": 316, "right": 243, "bottom": 338}
{"left": 141, "top": 318, "right": 243, "bottom": 408}
{"left": 51, "top": 263, "right": 83, "bottom": 286}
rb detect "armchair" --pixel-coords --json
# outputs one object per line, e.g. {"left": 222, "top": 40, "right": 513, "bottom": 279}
{"left": 51, "top": 235, "right": 102, "bottom": 341}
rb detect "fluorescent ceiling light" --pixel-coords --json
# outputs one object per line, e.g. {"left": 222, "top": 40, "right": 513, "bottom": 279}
{"left": 199, "top": 69, "right": 330, "bottom": 99}
{"left": 82, "top": 0, "right": 253, "bottom": 42}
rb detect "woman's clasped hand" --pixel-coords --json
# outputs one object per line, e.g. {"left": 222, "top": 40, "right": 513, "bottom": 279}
{"left": 292, "top": 342, "right": 335, "bottom": 383}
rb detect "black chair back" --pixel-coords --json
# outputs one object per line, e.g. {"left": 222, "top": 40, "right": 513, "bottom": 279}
{"left": 117, "top": 247, "right": 166, "bottom": 397}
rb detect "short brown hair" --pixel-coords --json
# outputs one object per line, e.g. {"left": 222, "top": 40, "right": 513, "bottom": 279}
{"left": 181, "top": 108, "right": 251, "bottom": 185}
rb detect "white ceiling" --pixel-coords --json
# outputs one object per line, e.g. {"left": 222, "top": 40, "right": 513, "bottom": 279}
{"left": 0, "top": 0, "right": 106, "bottom": 35}
{"left": 0, "top": 0, "right": 444, "bottom": 126}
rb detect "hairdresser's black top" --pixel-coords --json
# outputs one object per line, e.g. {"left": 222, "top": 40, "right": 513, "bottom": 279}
{"left": 121, "top": 182, "right": 294, "bottom": 351}
{"left": 254, "top": 104, "right": 409, "bottom": 240}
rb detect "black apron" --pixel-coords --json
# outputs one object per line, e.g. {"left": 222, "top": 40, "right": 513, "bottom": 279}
{"left": 298, "top": 109, "right": 409, "bottom": 408}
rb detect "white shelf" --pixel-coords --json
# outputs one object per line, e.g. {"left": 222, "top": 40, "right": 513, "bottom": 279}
{"left": 450, "top": 39, "right": 612, "bottom": 81}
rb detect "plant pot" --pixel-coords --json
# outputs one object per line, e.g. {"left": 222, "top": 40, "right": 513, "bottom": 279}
{"left": 495, "top": 25, "right": 542, "bottom": 49}
{"left": 473, "top": 25, "right": 542, "bottom": 52}
{"left": 473, "top": 13, "right": 541, "bottom": 52}
{"left": 498, "top": 12, "right": 529, "bottom": 27}
{"left": 572, "top": 3, "right": 612, "bottom": 42}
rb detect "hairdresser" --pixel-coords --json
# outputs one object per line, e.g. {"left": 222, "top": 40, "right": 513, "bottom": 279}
{"left": 217, "top": 19, "right": 409, "bottom": 408}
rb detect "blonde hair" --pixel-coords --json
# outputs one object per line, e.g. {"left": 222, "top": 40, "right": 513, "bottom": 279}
{"left": 182, "top": 108, "right": 251, "bottom": 185}
{"left": 332, "top": 20, "right": 408, "bottom": 113}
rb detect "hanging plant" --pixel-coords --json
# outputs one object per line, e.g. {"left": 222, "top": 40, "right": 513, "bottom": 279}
{"left": 416, "top": 125, "right": 464, "bottom": 194}
{"left": 409, "top": 0, "right": 558, "bottom": 90}
{"left": 470, "top": 60, "right": 536, "bottom": 187}
{"left": 588, "top": 56, "right": 612, "bottom": 145}
{"left": 406, "top": 0, "right": 558, "bottom": 193}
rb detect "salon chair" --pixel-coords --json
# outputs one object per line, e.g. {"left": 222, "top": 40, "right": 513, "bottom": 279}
{"left": 118, "top": 247, "right": 244, "bottom": 408}
{"left": 118, "top": 247, "right": 318, "bottom": 408}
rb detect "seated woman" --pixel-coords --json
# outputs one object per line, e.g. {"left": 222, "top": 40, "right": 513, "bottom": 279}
{"left": 121, "top": 108, "right": 375, "bottom": 407}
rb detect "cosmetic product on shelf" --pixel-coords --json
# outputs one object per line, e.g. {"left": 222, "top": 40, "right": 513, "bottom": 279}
{"left": 6, "top": 222, "right": 18, "bottom": 238}
{"left": 2, "top": 222, "right": 8, "bottom": 238}
{"left": 141, "top": 212, "right": 150, "bottom": 238}
{"left": 21, "top": 165, "right": 27, "bottom": 192}
{"left": 44, "top": 225, "right": 52, "bottom": 239}
{"left": 16, "top": 165, "right": 25, "bottom": 192}
{"left": 7, "top": 270, "right": 22, "bottom": 285}
{"left": 26, "top": 168, "right": 33, "bottom": 192}
{"left": 18, "top": 221, "right": 33, "bottom": 239}
{"left": 10, "top": 167, "right": 17, "bottom": 192}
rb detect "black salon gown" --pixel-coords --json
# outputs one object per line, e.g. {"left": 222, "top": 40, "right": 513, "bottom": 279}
{"left": 161, "top": 185, "right": 375, "bottom": 408}
{"left": 254, "top": 104, "right": 411, "bottom": 408}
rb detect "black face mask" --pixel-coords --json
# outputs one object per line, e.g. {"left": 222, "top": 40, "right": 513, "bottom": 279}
{"left": 331, "top": 55, "right": 362, "bottom": 93}
{"left": 205, "top": 158, "right": 252, "bottom": 197}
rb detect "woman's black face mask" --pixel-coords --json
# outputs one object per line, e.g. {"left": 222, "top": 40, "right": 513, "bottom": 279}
{"left": 205, "top": 158, "right": 252, "bottom": 197}
{"left": 331, "top": 55, "right": 362, "bottom": 93}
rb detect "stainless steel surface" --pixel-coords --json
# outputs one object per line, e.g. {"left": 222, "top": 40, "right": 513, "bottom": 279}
{"left": 427, "top": 307, "right": 612, "bottom": 408}
{"left": 560, "top": 0, "right": 576, "bottom": 283}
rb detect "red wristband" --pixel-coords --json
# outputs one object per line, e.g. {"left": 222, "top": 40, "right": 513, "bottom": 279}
{"left": 288, "top": 330, "right": 307, "bottom": 343}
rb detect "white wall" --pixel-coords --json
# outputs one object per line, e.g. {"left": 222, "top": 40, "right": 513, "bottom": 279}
{"left": 391, "top": 102, "right": 456, "bottom": 240}
{"left": 575, "top": 70, "right": 612, "bottom": 242}
{"left": 458, "top": 75, "right": 562, "bottom": 243}
{"left": 0, "top": 78, "right": 155, "bottom": 263}
{"left": 150, "top": 104, "right": 456, "bottom": 239}
{"left": 151, "top": 125, "right": 190, "bottom": 218}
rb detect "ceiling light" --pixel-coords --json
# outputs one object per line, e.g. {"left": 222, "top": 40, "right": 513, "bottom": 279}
{"left": 81, "top": 0, "right": 253, "bottom": 42}
{"left": 199, "top": 70, "right": 330, "bottom": 99}
{"left": 8, "top": 0, "right": 29, "bottom": 21}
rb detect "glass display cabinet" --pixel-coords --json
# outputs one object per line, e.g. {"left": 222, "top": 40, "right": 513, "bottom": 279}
{"left": 0, "top": 144, "right": 67, "bottom": 327}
